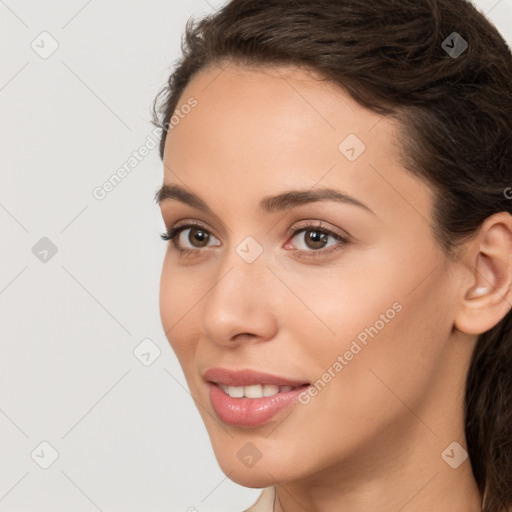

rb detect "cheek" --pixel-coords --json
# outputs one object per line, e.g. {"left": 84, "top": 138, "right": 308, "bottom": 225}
{"left": 159, "top": 256, "right": 201, "bottom": 361}
{"left": 300, "top": 255, "right": 453, "bottom": 433}
{"left": 275, "top": 256, "right": 401, "bottom": 366}
{"left": 287, "top": 240, "right": 450, "bottom": 381}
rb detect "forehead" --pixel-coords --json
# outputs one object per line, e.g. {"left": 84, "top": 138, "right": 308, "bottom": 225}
{"left": 162, "top": 63, "right": 433, "bottom": 226}
{"left": 169, "top": 63, "right": 386, "bottom": 149}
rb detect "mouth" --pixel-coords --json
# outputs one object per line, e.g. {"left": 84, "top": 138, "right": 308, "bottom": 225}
{"left": 212, "top": 382, "right": 310, "bottom": 398}
{"left": 203, "top": 368, "right": 311, "bottom": 428}
{"left": 207, "top": 381, "right": 311, "bottom": 428}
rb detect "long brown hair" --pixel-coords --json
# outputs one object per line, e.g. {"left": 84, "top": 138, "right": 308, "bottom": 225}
{"left": 151, "top": 1, "right": 512, "bottom": 510}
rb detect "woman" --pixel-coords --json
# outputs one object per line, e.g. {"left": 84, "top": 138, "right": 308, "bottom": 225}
{"left": 151, "top": 1, "right": 512, "bottom": 511}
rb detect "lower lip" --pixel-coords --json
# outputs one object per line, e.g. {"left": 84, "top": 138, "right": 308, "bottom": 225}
{"left": 208, "top": 382, "right": 309, "bottom": 428}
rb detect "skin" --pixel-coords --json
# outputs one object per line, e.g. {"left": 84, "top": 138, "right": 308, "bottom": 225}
{"left": 156, "top": 63, "right": 512, "bottom": 512}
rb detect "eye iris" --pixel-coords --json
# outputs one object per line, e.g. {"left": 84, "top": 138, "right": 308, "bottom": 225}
{"left": 189, "top": 228, "right": 209, "bottom": 247}
{"left": 305, "top": 229, "right": 328, "bottom": 249}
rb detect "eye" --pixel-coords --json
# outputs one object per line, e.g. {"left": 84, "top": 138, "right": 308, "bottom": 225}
{"left": 284, "top": 221, "right": 349, "bottom": 259}
{"left": 160, "top": 220, "right": 350, "bottom": 259}
{"left": 160, "top": 221, "right": 220, "bottom": 257}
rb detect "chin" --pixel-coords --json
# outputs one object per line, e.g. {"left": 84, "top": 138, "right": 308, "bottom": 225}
{"left": 223, "top": 466, "right": 279, "bottom": 489}
{"left": 212, "top": 446, "right": 297, "bottom": 488}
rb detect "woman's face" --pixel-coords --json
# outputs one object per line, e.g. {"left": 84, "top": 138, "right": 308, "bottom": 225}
{"left": 157, "top": 64, "right": 472, "bottom": 488}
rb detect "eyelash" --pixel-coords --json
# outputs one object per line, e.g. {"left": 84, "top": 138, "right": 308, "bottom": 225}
{"left": 160, "top": 220, "right": 350, "bottom": 259}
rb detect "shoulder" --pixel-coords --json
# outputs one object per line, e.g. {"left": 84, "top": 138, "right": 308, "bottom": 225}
{"left": 242, "top": 486, "right": 276, "bottom": 512}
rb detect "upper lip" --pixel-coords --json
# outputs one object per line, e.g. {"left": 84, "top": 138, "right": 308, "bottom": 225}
{"left": 203, "top": 367, "right": 309, "bottom": 387}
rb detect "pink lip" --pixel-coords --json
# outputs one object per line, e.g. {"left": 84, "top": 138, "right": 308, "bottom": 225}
{"left": 203, "top": 367, "right": 309, "bottom": 387}
{"left": 207, "top": 382, "right": 309, "bottom": 428}
{"left": 203, "top": 368, "right": 310, "bottom": 428}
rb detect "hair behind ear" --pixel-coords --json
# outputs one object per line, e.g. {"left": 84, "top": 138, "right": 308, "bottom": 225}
{"left": 465, "top": 313, "right": 512, "bottom": 511}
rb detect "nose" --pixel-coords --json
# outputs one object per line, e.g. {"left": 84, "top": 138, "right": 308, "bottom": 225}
{"left": 200, "top": 252, "right": 279, "bottom": 347}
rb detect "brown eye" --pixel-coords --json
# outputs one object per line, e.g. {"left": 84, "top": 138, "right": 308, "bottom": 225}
{"left": 285, "top": 222, "right": 350, "bottom": 260}
{"left": 290, "top": 227, "right": 341, "bottom": 251}
{"left": 186, "top": 227, "right": 210, "bottom": 248}
{"left": 302, "top": 229, "right": 330, "bottom": 250}
{"left": 160, "top": 223, "right": 221, "bottom": 254}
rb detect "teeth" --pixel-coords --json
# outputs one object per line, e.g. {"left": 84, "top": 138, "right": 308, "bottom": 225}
{"left": 262, "top": 384, "right": 280, "bottom": 397}
{"left": 218, "top": 383, "right": 300, "bottom": 398}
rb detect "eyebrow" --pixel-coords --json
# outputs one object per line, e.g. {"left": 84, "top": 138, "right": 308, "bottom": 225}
{"left": 154, "top": 183, "right": 375, "bottom": 216}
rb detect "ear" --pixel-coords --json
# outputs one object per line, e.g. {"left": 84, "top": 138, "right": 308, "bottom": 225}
{"left": 454, "top": 211, "right": 512, "bottom": 335}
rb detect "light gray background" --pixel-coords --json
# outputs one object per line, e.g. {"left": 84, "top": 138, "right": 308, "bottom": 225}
{"left": 1, "top": 1, "right": 511, "bottom": 511}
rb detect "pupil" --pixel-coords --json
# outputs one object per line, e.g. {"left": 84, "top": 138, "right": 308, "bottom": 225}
{"left": 307, "top": 230, "right": 327, "bottom": 249}
{"left": 190, "top": 228, "right": 209, "bottom": 247}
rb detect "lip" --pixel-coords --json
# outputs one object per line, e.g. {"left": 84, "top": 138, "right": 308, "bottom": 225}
{"left": 207, "top": 382, "right": 309, "bottom": 428}
{"left": 203, "top": 367, "right": 311, "bottom": 428}
{"left": 203, "top": 367, "right": 309, "bottom": 387}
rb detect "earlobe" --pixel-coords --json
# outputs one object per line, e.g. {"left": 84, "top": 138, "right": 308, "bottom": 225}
{"left": 454, "top": 212, "right": 512, "bottom": 335}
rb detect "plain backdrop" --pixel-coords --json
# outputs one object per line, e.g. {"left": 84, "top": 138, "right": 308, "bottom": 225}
{"left": 1, "top": 1, "right": 511, "bottom": 511}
